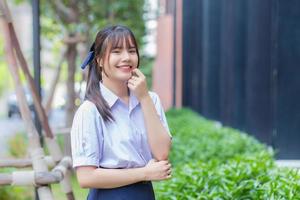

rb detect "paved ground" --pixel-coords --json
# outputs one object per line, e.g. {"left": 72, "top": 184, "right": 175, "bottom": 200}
{"left": 0, "top": 108, "right": 66, "bottom": 157}
{"left": 275, "top": 160, "right": 300, "bottom": 169}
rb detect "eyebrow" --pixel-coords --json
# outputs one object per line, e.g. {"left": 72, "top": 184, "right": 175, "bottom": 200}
{"left": 111, "top": 46, "right": 136, "bottom": 49}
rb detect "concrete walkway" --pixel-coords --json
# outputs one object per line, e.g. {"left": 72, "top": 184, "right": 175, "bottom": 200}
{"left": 275, "top": 160, "right": 300, "bottom": 169}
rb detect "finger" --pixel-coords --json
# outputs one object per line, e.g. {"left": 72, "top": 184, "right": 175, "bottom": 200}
{"left": 163, "top": 160, "right": 169, "bottom": 165}
{"left": 127, "top": 82, "right": 135, "bottom": 88}
{"left": 128, "top": 79, "right": 137, "bottom": 86}
{"left": 165, "top": 165, "right": 171, "bottom": 171}
{"left": 167, "top": 169, "right": 172, "bottom": 175}
{"left": 131, "top": 70, "right": 139, "bottom": 77}
{"left": 133, "top": 68, "right": 145, "bottom": 78}
{"left": 148, "top": 159, "right": 156, "bottom": 164}
{"left": 165, "top": 174, "right": 172, "bottom": 179}
{"left": 130, "top": 76, "right": 139, "bottom": 81}
{"left": 128, "top": 79, "right": 133, "bottom": 84}
{"left": 128, "top": 77, "right": 138, "bottom": 83}
{"left": 130, "top": 78, "right": 139, "bottom": 84}
{"left": 159, "top": 160, "right": 168, "bottom": 166}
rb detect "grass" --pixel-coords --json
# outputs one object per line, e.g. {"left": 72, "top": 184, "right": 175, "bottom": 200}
{"left": 51, "top": 173, "right": 88, "bottom": 200}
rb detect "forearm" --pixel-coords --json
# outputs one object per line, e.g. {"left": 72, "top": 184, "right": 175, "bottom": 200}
{"left": 140, "top": 95, "right": 172, "bottom": 160}
{"left": 77, "top": 166, "right": 146, "bottom": 189}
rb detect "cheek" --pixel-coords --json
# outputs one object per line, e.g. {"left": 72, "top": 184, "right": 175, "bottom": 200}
{"left": 133, "top": 55, "right": 139, "bottom": 66}
{"left": 102, "top": 59, "right": 113, "bottom": 73}
{"left": 108, "top": 55, "right": 119, "bottom": 65}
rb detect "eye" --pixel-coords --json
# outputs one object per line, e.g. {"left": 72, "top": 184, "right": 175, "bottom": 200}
{"left": 129, "top": 49, "right": 137, "bottom": 54}
{"left": 111, "top": 49, "right": 121, "bottom": 53}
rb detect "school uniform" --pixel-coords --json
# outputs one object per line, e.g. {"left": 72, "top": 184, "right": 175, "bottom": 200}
{"left": 71, "top": 82, "right": 172, "bottom": 200}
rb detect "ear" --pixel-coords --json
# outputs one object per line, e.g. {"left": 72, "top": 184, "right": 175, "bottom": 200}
{"left": 97, "top": 58, "right": 103, "bottom": 67}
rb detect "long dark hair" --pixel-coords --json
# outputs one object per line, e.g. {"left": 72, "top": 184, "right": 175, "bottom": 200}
{"left": 85, "top": 25, "right": 140, "bottom": 122}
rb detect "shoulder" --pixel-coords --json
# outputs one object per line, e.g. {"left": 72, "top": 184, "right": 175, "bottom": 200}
{"left": 148, "top": 91, "right": 165, "bottom": 111}
{"left": 71, "top": 100, "right": 102, "bottom": 131}
{"left": 74, "top": 100, "right": 100, "bottom": 118}
{"left": 148, "top": 91, "right": 160, "bottom": 104}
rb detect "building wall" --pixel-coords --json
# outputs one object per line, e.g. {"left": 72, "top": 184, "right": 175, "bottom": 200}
{"left": 152, "top": 15, "right": 173, "bottom": 110}
{"left": 153, "top": 0, "right": 182, "bottom": 110}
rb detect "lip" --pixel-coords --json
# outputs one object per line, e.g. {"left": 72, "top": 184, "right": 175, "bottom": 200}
{"left": 117, "top": 65, "right": 133, "bottom": 72}
{"left": 117, "top": 65, "right": 132, "bottom": 68}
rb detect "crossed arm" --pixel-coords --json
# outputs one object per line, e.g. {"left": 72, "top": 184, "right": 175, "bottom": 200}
{"left": 76, "top": 96, "right": 172, "bottom": 189}
{"left": 76, "top": 158, "right": 171, "bottom": 189}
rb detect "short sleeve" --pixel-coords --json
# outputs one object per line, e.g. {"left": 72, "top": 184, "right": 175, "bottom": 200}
{"left": 149, "top": 92, "right": 172, "bottom": 139}
{"left": 71, "top": 101, "right": 103, "bottom": 168}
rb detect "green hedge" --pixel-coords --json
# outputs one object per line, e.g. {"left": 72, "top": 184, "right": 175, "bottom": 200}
{"left": 166, "top": 108, "right": 269, "bottom": 165}
{"left": 156, "top": 152, "right": 300, "bottom": 199}
{"left": 153, "top": 108, "right": 300, "bottom": 200}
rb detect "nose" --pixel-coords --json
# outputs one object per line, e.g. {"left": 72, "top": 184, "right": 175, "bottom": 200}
{"left": 121, "top": 50, "right": 130, "bottom": 61}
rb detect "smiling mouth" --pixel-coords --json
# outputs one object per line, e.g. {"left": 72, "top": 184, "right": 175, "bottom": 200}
{"left": 117, "top": 65, "right": 133, "bottom": 69}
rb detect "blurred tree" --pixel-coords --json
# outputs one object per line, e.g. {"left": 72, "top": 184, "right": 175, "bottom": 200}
{"left": 0, "top": 32, "right": 13, "bottom": 95}
{"left": 13, "top": 0, "right": 147, "bottom": 156}
{"left": 41, "top": 0, "right": 145, "bottom": 155}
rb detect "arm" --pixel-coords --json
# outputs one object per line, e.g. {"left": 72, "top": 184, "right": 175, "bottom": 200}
{"left": 128, "top": 69, "right": 172, "bottom": 161}
{"left": 76, "top": 166, "right": 145, "bottom": 189}
{"left": 76, "top": 159, "right": 171, "bottom": 189}
{"left": 139, "top": 95, "right": 172, "bottom": 161}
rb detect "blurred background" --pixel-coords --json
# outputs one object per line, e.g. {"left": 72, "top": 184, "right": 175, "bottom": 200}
{"left": 154, "top": 0, "right": 300, "bottom": 160}
{"left": 1, "top": 0, "right": 299, "bottom": 159}
{"left": 0, "top": 0, "right": 300, "bottom": 199}
{"left": 0, "top": 0, "right": 156, "bottom": 157}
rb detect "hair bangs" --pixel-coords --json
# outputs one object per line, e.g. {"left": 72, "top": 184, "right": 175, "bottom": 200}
{"left": 107, "top": 30, "right": 137, "bottom": 51}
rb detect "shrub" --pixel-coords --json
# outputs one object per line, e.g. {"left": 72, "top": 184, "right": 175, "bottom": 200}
{"left": 8, "top": 132, "right": 28, "bottom": 158}
{"left": 155, "top": 152, "right": 300, "bottom": 199}
{"left": 166, "top": 108, "right": 269, "bottom": 166}
{"left": 153, "top": 108, "right": 300, "bottom": 199}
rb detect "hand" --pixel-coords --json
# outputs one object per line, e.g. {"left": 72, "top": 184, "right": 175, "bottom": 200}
{"left": 143, "top": 159, "right": 172, "bottom": 181}
{"left": 127, "top": 69, "right": 149, "bottom": 101}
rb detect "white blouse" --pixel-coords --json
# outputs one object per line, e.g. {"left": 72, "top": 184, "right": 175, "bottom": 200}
{"left": 71, "top": 82, "right": 171, "bottom": 169}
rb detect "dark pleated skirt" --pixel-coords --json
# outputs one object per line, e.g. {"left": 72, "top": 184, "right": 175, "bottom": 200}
{"left": 87, "top": 181, "right": 155, "bottom": 200}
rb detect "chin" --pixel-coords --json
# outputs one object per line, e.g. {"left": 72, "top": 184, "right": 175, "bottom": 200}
{"left": 116, "top": 74, "right": 132, "bottom": 82}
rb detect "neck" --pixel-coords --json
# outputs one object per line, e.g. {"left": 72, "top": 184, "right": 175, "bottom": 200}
{"left": 102, "top": 76, "right": 129, "bottom": 98}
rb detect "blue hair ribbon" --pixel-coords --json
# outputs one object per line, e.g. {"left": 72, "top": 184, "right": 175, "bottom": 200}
{"left": 80, "top": 43, "right": 96, "bottom": 69}
{"left": 80, "top": 51, "right": 95, "bottom": 69}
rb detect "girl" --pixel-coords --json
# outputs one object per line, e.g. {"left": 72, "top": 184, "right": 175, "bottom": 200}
{"left": 71, "top": 25, "right": 172, "bottom": 200}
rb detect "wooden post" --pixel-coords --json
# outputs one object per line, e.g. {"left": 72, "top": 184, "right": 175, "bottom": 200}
{"left": 0, "top": 156, "right": 55, "bottom": 168}
{"left": 0, "top": 156, "right": 72, "bottom": 186}
{"left": 0, "top": 16, "right": 54, "bottom": 200}
{"left": 0, "top": 0, "right": 75, "bottom": 199}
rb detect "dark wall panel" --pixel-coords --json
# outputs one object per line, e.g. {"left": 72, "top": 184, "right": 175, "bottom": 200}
{"left": 219, "top": 0, "right": 247, "bottom": 129}
{"left": 182, "top": 0, "right": 203, "bottom": 113}
{"left": 182, "top": 0, "right": 300, "bottom": 159}
{"left": 201, "top": 0, "right": 221, "bottom": 120}
{"left": 276, "top": 0, "right": 300, "bottom": 159}
{"left": 245, "top": 0, "right": 273, "bottom": 144}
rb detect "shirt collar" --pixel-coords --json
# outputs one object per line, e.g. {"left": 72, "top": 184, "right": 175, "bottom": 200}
{"left": 99, "top": 82, "right": 140, "bottom": 110}
{"left": 129, "top": 90, "right": 139, "bottom": 112}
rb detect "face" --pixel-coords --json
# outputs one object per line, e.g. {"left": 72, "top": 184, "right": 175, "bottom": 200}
{"left": 99, "top": 38, "right": 138, "bottom": 82}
